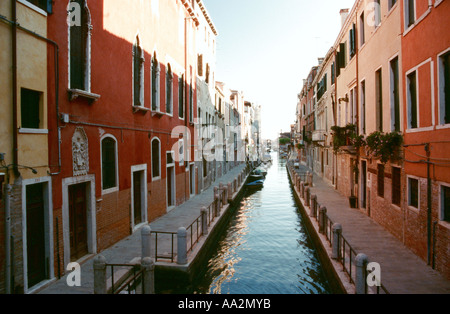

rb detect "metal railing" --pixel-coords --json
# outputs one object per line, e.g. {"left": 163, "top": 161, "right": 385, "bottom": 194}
{"left": 106, "top": 263, "right": 144, "bottom": 294}
{"left": 151, "top": 231, "right": 176, "bottom": 263}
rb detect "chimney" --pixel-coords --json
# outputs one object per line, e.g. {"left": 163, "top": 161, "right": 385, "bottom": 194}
{"left": 318, "top": 58, "right": 325, "bottom": 65}
{"left": 340, "top": 9, "right": 349, "bottom": 27}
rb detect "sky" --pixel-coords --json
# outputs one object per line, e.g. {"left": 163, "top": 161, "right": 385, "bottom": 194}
{"left": 202, "top": 0, "right": 356, "bottom": 141}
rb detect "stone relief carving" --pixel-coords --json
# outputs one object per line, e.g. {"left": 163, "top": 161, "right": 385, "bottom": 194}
{"left": 72, "top": 127, "right": 89, "bottom": 176}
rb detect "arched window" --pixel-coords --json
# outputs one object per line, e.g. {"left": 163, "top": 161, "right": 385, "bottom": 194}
{"left": 101, "top": 136, "right": 118, "bottom": 191}
{"left": 151, "top": 138, "right": 161, "bottom": 179}
{"left": 166, "top": 64, "right": 173, "bottom": 115}
{"left": 69, "top": 0, "right": 91, "bottom": 91}
{"left": 133, "top": 36, "right": 144, "bottom": 107}
{"left": 179, "top": 74, "right": 185, "bottom": 119}
{"left": 151, "top": 53, "right": 160, "bottom": 112}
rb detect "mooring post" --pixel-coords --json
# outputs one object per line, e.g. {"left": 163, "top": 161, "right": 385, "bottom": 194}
{"left": 310, "top": 194, "right": 316, "bottom": 217}
{"left": 201, "top": 207, "right": 208, "bottom": 235}
{"left": 177, "top": 227, "right": 187, "bottom": 265}
{"left": 355, "top": 253, "right": 369, "bottom": 294}
{"left": 332, "top": 223, "right": 342, "bottom": 260}
{"left": 93, "top": 255, "right": 107, "bottom": 294}
{"left": 141, "top": 257, "right": 155, "bottom": 294}
{"left": 228, "top": 182, "right": 232, "bottom": 202}
{"left": 141, "top": 225, "right": 152, "bottom": 259}
{"left": 319, "top": 206, "right": 327, "bottom": 234}
{"left": 305, "top": 187, "right": 310, "bottom": 206}
{"left": 300, "top": 182, "right": 304, "bottom": 199}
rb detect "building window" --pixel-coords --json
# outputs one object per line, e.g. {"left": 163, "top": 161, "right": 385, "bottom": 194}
{"left": 197, "top": 54, "right": 203, "bottom": 76}
{"left": 392, "top": 167, "right": 401, "bottom": 206}
{"left": 408, "top": 177, "right": 419, "bottom": 208}
{"left": 390, "top": 57, "right": 400, "bottom": 132}
{"left": 378, "top": 164, "right": 385, "bottom": 197}
{"left": 179, "top": 74, "right": 185, "bottom": 119}
{"left": 441, "top": 185, "right": 450, "bottom": 222}
{"left": 151, "top": 138, "right": 161, "bottom": 179}
{"left": 151, "top": 53, "right": 161, "bottom": 112}
{"left": 376, "top": 69, "right": 383, "bottom": 132}
{"left": 360, "top": 80, "right": 366, "bottom": 134}
{"left": 189, "top": 79, "right": 194, "bottom": 123}
{"left": 69, "top": 0, "right": 90, "bottom": 91}
{"left": 389, "top": 0, "right": 398, "bottom": 11}
{"left": 101, "top": 136, "right": 118, "bottom": 191}
{"left": 133, "top": 37, "right": 144, "bottom": 108}
{"left": 407, "top": 71, "right": 418, "bottom": 129}
{"left": 205, "top": 64, "right": 210, "bottom": 84}
{"left": 21, "top": 88, "right": 42, "bottom": 129}
{"left": 349, "top": 23, "right": 356, "bottom": 59}
{"left": 360, "top": 12, "right": 365, "bottom": 46}
{"left": 438, "top": 51, "right": 450, "bottom": 125}
{"left": 405, "top": 0, "right": 416, "bottom": 28}
{"left": 166, "top": 64, "right": 173, "bottom": 115}
{"left": 26, "top": 0, "right": 52, "bottom": 13}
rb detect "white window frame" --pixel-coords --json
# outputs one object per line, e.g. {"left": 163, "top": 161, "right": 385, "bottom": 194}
{"left": 132, "top": 34, "right": 145, "bottom": 109}
{"left": 67, "top": 0, "right": 92, "bottom": 93}
{"left": 151, "top": 52, "right": 161, "bottom": 113}
{"left": 407, "top": 175, "right": 420, "bottom": 211}
{"left": 166, "top": 64, "right": 173, "bottom": 116}
{"left": 389, "top": 53, "right": 402, "bottom": 132}
{"left": 100, "top": 134, "right": 119, "bottom": 194}
{"left": 151, "top": 137, "right": 161, "bottom": 181}
{"left": 166, "top": 150, "right": 176, "bottom": 211}
{"left": 404, "top": 0, "right": 416, "bottom": 31}
{"left": 406, "top": 68, "right": 419, "bottom": 130}
{"left": 437, "top": 47, "right": 450, "bottom": 127}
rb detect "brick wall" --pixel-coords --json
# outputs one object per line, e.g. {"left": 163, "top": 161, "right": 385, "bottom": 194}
{"left": 10, "top": 183, "right": 23, "bottom": 293}
{"left": 0, "top": 186, "right": 4, "bottom": 294}
{"left": 148, "top": 179, "right": 167, "bottom": 223}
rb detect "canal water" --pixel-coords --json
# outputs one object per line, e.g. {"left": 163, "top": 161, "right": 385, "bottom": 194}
{"left": 192, "top": 154, "right": 332, "bottom": 294}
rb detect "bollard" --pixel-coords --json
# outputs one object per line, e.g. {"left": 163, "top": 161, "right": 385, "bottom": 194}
{"left": 215, "top": 192, "right": 221, "bottom": 216}
{"left": 300, "top": 182, "right": 304, "bottom": 199}
{"left": 177, "top": 227, "right": 187, "bottom": 265}
{"left": 305, "top": 187, "right": 310, "bottom": 206}
{"left": 234, "top": 179, "right": 237, "bottom": 193}
{"left": 141, "top": 225, "right": 152, "bottom": 259}
{"left": 214, "top": 186, "right": 218, "bottom": 199}
{"left": 319, "top": 206, "right": 327, "bottom": 234}
{"left": 141, "top": 257, "right": 155, "bottom": 294}
{"left": 332, "top": 223, "right": 342, "bottom": 260}
{"left": 201, "top": 207, "right": 208, "bottom": 235}
{"left": 310, "top": 195, "right": 316, "bottom": 217}
{"left": 93, "top": 255, "right": 107, "bottom": 294}
{"left": 228, "top": 183, "right": 232, "bottom": 202}
{"left": 355, "top": 253, "right": 369, "bottom": 294}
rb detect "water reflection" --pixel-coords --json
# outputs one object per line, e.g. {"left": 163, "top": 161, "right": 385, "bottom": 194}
{"left": 193, "top": 155, "right": 331, "bottom": 294}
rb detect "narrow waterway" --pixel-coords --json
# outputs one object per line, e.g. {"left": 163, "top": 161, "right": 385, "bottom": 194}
{"left": 192, "top": 154, "right": 331, "bottom": 294}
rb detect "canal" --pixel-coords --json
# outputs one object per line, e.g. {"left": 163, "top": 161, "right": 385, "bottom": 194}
{"left": 192, "top": 154, "right": 332, "bottom": 294}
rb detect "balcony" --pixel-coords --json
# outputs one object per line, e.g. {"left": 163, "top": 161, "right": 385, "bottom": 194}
{"left": 312, "top": 130, "right": 326, "bottom": 142}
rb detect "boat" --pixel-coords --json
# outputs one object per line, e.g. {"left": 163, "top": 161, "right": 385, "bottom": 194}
{"left": 246, "top": 179, "right": 264, "bottom": 189}
{"left": 248, "top": 174, "right": 265, "bottom": 183}
{"left": 252, "top": 168, "right": 267, "bottom": 177}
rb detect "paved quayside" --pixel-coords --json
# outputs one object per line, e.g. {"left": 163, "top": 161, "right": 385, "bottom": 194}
{"left": 38, "top": 163, "right": 249, "bottom": 294}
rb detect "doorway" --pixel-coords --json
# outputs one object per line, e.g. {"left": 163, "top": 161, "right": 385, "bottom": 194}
{"left": 26, "top": 183, "right": 48, "bottom": 288}
{"left": 361, "top": 160, "right": 367, "bottom": 209}
{"left": 69, "top": 183, "right": 88, "bottom": 262}
{"left": 131, "top": 165, "right": 147, "bottom": 230}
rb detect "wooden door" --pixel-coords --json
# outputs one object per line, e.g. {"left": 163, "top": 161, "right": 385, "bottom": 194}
{"left": 26, "top": 183, "right": 47, "bottom": 288}
{"left": 69, "top": 183, "right": 88, "bottom": 261}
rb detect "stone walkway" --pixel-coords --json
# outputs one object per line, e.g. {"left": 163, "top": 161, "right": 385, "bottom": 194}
{"left": 291, "top": 162, "right": 450, "bottom": 294}
{"left": 38, "top": 164, "right": 247, "bottom": 294}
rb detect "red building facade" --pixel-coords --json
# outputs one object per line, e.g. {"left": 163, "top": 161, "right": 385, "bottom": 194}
{"left": 47, "top": 0, "right": 201, "bottom": 278}
{"left": 401, "top": 0, "right": 450, "bottom": 279}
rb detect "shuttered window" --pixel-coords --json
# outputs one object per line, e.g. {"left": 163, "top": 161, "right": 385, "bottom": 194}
{"left": 26, "top": 0, "right": 52, "bottom": 13}
{"left": 391, "top": 57, "right": 400, "bottom": 131}
{"left": 408, "top": 177, "right": 419, "bottom": 208}
{"left": 408, "top": 71, "right": 418, "bottom": 129}
{"left": 443, "top": 52, "right": 450, "bottom": 124}
{"left": 70, "top": 0, "right": 88, "bottom": 91}
{"left": 102, "top": 137, "right": 117, "bottom": 190}
{"left": 392, "top": 167, "right": 401, "bottom": 206}
{"left": 152, "top": 55, "right": 160, "bottom": 111}
{"left": 442, "top": 186, "right": 450, "bottom": 222}
{"left": 378, "top": 164, "right": 385, "bottom": 198}
{"left": 133, "top": 40, "right": 144, "bottom": 107}
{"left": 166, "top": 65, "right": 173, "bottom": 114}
{"left": 179, "top": 75, "right": 185, "bottom": 119}
{"left": 151, "top": 139, "right": 160, "bottom": 179}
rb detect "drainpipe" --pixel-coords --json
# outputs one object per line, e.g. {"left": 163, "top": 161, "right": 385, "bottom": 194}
{"left": 12, "top": 0, "right": 19, "bottom": 178}
{"left": 425, "top": 143, "right": 432, "bottom": 265}
{"left": 4, "top": 181, "right": 12, "bottom": 294}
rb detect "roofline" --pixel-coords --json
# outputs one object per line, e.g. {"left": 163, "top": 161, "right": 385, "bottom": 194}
{"left": 196, "top": 0, "right": 218, "bottom": 36}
